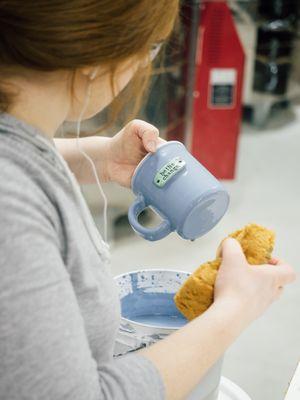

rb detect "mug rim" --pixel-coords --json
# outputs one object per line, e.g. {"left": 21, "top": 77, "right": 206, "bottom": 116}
{"left": 130, "top": 140, "right": 185, "bottom": 190}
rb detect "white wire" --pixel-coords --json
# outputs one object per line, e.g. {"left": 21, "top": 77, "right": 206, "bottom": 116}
{"left": 76, "top": 81, "right": 108, "bottom": 243}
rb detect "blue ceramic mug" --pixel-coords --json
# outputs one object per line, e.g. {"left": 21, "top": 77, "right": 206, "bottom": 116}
{"left": 128, "top": 141, "right": 229, "bottom": 241}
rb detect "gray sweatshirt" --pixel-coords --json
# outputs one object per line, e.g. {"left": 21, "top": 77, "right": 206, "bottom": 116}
{"left": 0, "top": 112, "right": 164, "bottom": 400}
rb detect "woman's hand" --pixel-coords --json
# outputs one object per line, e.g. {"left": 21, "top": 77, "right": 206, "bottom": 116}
{"left": 54, "top": 119, "right": 164, "bottom": 186}
{"left": 106, "top": 119, "right": 165, "bottom": 187}
{"left": 214, "top": 238, "right": 296, "bottom": 329}
{"left": 141, "top": 238, "right": 296, "bottom": 400}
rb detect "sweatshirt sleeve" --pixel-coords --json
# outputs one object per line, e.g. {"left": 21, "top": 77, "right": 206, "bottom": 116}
{"left": 0, "top": 164, "right": 165, "bottom": 400}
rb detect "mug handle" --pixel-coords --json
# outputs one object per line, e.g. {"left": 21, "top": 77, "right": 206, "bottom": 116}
{"left": 128, "top": 195, "right": 172, "bottom": 241}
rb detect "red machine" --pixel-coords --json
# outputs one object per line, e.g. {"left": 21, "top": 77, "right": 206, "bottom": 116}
{"left": 190, "top": 0, "right": 245, "bottom": 179}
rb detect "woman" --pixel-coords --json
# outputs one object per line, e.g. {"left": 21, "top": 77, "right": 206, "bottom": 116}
{"left": 0, "top": 1, "right": 296, "bottom": 400}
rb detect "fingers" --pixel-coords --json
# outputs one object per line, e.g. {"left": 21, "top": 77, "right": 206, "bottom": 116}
{"left": 141, "top": 129, "right": 159, "bottom": 153}
{"left": 269, "top": 258, "right": 296, "bottom": 284}
{"left": 129, "top": 119, "right": 160, "bottom": 153}
{"left": 272, "top": 263, "right": 296, "bottom": 285}
{"left": 252, "top": 262, "right": 296, "bottom": 286}
{"left": 269, "top": 257, "right": 280, "bottom": 265}
{"left": 220, "top": 238, "right": 247, "bottom": 267}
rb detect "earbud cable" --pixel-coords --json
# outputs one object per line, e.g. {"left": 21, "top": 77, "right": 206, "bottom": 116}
{"left": 76, "top": 81, "right": 108, "bottom": 243}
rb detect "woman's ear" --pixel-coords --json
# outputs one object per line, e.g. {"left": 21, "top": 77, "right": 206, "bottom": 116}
{"left": 89, "top": 68, "right": 99, "bottom": 80}
{"left": 80, "top": 66, "right": 99, "bottom": 81}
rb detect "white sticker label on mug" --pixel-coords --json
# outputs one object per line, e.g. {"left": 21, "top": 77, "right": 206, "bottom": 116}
{"left": 154, "top": 157, "right": 186, "bottom": 188}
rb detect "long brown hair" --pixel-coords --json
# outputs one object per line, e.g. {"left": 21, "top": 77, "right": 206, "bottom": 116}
{"left": 0, "top": 0, "right": 179, "bottom": 125}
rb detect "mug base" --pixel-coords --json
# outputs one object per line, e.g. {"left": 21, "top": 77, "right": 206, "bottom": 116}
{"left": 178, "top": 189, "right": 230, "bottom": 240}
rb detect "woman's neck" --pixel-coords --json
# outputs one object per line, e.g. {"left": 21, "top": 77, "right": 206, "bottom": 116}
{"left": 7, "top": 76, "right": 69, "bottom": 138}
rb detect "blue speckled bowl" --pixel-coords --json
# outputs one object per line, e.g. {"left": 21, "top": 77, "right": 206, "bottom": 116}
{"left": 115, "top": 269, "right": 190, "bottom": 337}
{"left": 114, "top": 269, "right": 224, "bottom": 400}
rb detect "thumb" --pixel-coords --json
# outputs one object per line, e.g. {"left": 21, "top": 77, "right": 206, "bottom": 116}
{"left": 221, "top": 238, "right": 247, "bottom": 267}
{"left": 128, "top": 119, "right": 160, "bottom": 153}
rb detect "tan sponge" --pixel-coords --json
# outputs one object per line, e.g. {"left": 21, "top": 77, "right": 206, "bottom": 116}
{"left": 174, "top": 224, "right": 275, "bottom": 321}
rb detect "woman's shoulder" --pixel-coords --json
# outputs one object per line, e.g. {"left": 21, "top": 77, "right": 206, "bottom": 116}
{"left": 0, "top": 138, "right": 62, "bottom": 236}
{"left": 0, "top": 130, "right": 69, "bottom": 204}
{"left": 0, "top": 141, "right": 47, "bottom": 202}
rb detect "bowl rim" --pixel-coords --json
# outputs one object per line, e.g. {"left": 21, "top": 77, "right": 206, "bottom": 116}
{"left": 114, "top": 267, "right": 191, "bottom": 281}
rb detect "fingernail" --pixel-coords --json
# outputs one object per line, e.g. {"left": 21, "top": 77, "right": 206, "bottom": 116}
{"left": 147, "top": 140, "right": 157, "bottom": 152}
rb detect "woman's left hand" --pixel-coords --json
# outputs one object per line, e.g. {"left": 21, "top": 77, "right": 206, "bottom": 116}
{"left": 106, "top": 119, "right": 165, "bottom": 187}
